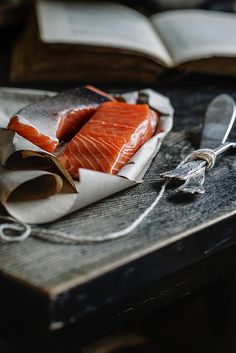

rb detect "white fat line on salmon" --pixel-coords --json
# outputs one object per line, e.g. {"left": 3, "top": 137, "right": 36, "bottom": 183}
{"left": 79, "top": 134, "right": 111, "bottom": 169}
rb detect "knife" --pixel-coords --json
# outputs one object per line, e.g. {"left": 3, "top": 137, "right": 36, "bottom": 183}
{"left": 160, "top": 94, "right": 236, "bottom": 193}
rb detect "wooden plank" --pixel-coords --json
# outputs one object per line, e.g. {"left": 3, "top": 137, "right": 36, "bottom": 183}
{"left": 1, "top": 85, "right": 236, "bottom": 332}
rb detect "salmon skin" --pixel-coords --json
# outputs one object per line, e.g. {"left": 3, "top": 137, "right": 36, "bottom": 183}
{"left": 8, "top": 86, "right": 114, "bottom": 153}
{"left": 59, "top": 102, "right": 158, "bottom": 177}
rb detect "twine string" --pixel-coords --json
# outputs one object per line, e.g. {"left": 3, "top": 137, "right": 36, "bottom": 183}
{"left": 32, "top": 179, "right": 169, "bottom": 244}
{"left": 0, "top": 216, "right": 31, "bottom": 242}
{"left": 184, "top": 148, "right": 216, "bottom": 170}
{"left": 0, "top": 157, "right": 197, "bottom": 244}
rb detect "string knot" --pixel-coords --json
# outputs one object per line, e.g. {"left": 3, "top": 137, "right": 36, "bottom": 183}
{"left": 188, "top": 148, "right": 216, "bottom": 170}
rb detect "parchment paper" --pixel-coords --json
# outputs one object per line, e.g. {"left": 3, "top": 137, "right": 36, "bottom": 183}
{"left": 0, "top": 88, "right": 173, "bottom": 224}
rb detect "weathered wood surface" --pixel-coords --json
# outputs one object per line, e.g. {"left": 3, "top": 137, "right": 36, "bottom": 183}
{"left": 1, "top": 85, "right": 236, "bottom": 332}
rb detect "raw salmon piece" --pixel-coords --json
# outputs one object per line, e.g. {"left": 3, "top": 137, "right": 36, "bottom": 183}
{"left": 8, "top": 86, "right": 114, "bottom": 153}
{"left": 59, "top": 102, "right": 158, "bottom": 177}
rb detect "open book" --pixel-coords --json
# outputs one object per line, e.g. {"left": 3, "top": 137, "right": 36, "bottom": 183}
{"left": 11, "top": 0, "right": 236, "bottom": 83}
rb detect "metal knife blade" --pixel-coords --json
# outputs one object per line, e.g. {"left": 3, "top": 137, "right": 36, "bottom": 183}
{"left": 200, "top": 94, "right": 236, "bottom": 149}
{"left": 160, "top": 94, "right": 236, "bottom": 182}
{"left": 176, "top": 94, "right": 236, "bottom": 194}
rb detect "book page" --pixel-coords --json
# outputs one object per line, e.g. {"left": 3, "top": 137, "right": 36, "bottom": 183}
{"left": 151, "top": 10, "right": 236, "bottom": 65}
{"left": 36, "top": 0, "right": 173, "bottom": 67}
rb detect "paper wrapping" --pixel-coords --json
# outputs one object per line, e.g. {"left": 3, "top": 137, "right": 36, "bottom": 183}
{"left": 0, "top": 88, "right": 173, "bottom": 224}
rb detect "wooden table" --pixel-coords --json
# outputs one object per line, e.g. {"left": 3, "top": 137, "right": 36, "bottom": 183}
{"left": 1, "top": 82, "right": 236, "bottom": 350}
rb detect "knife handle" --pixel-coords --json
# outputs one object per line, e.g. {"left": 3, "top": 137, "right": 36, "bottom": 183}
{"left": 160, "top": 141, "right": 236, "bottom": 182}
{"left": 176, "top": 167, "right": 206, "bottom": 194}
{"left": 160, "top": 159, "right": 206, "bottom": 181}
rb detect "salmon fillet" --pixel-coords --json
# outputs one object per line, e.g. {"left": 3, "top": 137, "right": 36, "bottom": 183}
{"left": 59, "top": 102, "right": 158, "bottom": 177}
{"left": 8, "top": 86, "right": 114, "bottom": 153}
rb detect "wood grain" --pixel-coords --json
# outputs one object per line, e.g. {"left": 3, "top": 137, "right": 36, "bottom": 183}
{"left": 1, "top": 86, "right": 236, "bottom": 332}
